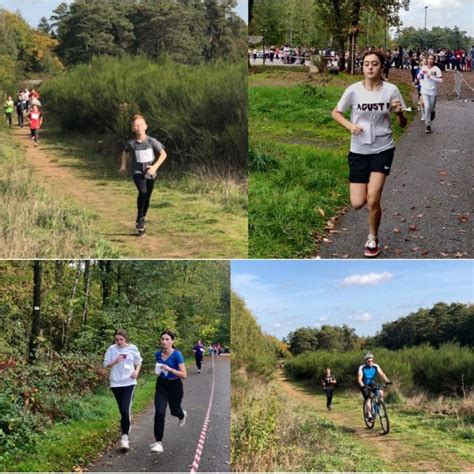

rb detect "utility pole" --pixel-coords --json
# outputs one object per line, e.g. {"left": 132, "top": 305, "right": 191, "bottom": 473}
{"left": 424, "top": 5, "right": 428, "bottom": 49}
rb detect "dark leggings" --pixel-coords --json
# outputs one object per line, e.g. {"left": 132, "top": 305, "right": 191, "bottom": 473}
{"left": 195, "top": 355, "right": 203, "bottom": 370}
{"left": 5, "top": 112, "right": 12, "bottom": 127}
{"left": 154, "top": 377, "right": 184, "bottom": 442}
{"left": 133, "top": 173, "right": 155, "bottom": 221}
{"left": 324, "top": 388, "right": 334, "bottom": 408}
{"left": 17, "top": 109, "right": 24, "bottom": 127}
{"left": 111, "top": 385, "right": 136, "bottom": 434}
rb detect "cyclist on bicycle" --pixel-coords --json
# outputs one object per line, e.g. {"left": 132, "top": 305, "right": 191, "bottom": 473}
{"left": 357, "top": 352, "right": 391, "bottom": 421}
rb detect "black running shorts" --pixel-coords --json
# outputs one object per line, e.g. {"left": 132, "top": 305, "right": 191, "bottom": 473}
{"left": 348, "top": 147, "right": 395, "bottom": 183}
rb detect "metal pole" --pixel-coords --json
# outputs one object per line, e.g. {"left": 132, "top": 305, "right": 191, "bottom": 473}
{"left": 424, "top": 6, "right": 428, "bottom": 49}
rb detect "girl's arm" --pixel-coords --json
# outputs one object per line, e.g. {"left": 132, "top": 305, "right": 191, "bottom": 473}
{"left": 131, "top": 363, "right": 142, "bottom": 379}
{"left": 119, "top": 151, "right": 129, "bottom": 174}
{"left": 162, "top": 362, "right": 187, "bottom": 379}
{"left": 331, "top": 108, "right": 363, "bottom": 135}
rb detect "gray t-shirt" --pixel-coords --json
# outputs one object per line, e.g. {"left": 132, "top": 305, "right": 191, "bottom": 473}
{"left": 336, "top": 81, "right": 406, "bottom": 154}
{"left": 124, "top": 136, "right": 165, "bottom": 178}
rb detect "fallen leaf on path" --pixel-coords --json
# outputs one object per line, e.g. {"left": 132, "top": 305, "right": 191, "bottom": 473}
{"left": 411, "top": 247, "right": 419, "bottom": 252}
{"left": 454, "top": 252, "right": 465, "bottom": 258}
{"left": 458, "top": 215, "right": 469, "bottom": 223}
{"left": 341, "top": 254, "right": 349, "bottom": 258}
{"left": 322, "top": 238, "right": 332, "bottom": 243}
{"left": 416, "top": 213, "right": 423, "bottom": 218}
{"left": 437, "top": 170, "right": 448, "bottom": 176}
{"left": 392, "top": 212, "right": 401, "bottom": 216}
{"left": 393, "top": 228, "right": 401, "bottom": 233}
{"left": 421, "top": 250, "right": 430, "bottom": 256}
{"left": 410, "top": 206, "right": 416, "bottom": 210}
{"left": 409, "top": 224, "right": 417, "bottom": 231}
{"left": 317, "top": 207, "right": 325, "bottom": 217}
{"left": 393, "top": 249, "right": 403, "bottom": 256}
{"left": 401, "top": 218, "right": 406, "bottom": 222}
{"left": 329, "top": 229, "right": 341, "bottom": 234}
{"left": 439, "top": 252, "right": 449, "bottom": 257}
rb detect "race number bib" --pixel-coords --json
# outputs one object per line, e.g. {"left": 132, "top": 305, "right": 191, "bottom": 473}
{"left": 135, "top": 148, "right": 154, "bottom": 163}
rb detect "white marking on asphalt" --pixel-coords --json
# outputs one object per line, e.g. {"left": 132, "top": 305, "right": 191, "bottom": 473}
{"left": 190, "top": 354, "right": 215, "bottom": 473}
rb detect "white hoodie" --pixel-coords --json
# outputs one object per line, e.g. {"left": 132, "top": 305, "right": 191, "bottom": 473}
{"left": 103, "top": 343, "right": 142, "bottom": 388}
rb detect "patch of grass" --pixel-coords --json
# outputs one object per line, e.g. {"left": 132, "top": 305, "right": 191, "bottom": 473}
{"left": 0, "top": 376, "right": 156, "bottom": 471}
{"left": 232, "top": 371, "right": 384, "bottom": 471}
{"left": 0, "top": 127, "right": 118, "bottom": 258}
{"left": 249, "top": 71, "right": 414, "bottom": 258}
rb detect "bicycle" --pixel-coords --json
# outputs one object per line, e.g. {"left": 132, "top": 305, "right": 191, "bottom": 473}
{"left": 362, "top": 383, "right": 391, "bottom": 434}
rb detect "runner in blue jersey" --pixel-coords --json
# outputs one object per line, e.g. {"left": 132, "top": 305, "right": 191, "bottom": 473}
{"left": 150, "top": 330, "right": 187, "bottom": 453}
{"left": 357, "top": 352, "right": 390, "bottom": 421}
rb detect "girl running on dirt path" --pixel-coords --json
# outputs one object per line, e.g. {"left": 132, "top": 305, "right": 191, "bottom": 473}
{"left": 103, "top": 329, "right": 143, "bottom": 452}
{"left": 27, "top": 104, "right": 43, "bottom": 147}
{"left": 321, "top": 368, "right": 337, "bottom": 411}
{"left": 3, "top": 95, "right": 14, "bottom": 128}
{"left": 151, "top": 330, "right": 187, "bottom": 453}
{"left": 417, "top": 53, "right": 442, "bottom": 134}
{"left": 332, "top": 51, "right": 407, "bottom": 258}
{"left": 119, "top": 115, "right": 167, "bottom": 236}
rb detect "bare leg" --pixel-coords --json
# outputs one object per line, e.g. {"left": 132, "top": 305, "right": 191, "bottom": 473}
{"left": 349, "top": 183, "right": 368, "bottom": 209}
{"left": 367, "top": 172, "right": 386, "bottom": 237}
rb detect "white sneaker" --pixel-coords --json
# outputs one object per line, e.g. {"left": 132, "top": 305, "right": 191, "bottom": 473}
{"left": 178, "top": 410, "right": 187, "bottom": 427}
{"left": 120, "top": 434, "right": 129, "bottom": 451}
{"left": 150, "top": 441, "right": 163, "bottom": 453}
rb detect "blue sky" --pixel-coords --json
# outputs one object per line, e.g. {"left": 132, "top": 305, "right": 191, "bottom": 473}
{"left": 398, "top": 0, "right": 474, "bottom": 37}
{"left": 0, "top": 0, "right": 248, "bottom": 28}
{"left": 232, "top": 260, "right": 474, "bottom": 339}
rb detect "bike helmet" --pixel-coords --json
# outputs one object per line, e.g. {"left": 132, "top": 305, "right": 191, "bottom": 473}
{"left": 364, "top": 352, "right": 375, "bottom": 361}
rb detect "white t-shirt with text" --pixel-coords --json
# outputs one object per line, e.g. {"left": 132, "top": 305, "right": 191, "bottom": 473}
{"left": 336, "top": 81, "right": 406, "bottom": 155}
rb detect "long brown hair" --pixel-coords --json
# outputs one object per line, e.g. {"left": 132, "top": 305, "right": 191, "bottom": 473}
{"left": 114, "top": 329, "right": 129, "bottom": 342}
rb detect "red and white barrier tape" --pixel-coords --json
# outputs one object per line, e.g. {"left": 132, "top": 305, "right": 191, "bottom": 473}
{"left": 190, "top": 354, "right": 215, "bottom": 473}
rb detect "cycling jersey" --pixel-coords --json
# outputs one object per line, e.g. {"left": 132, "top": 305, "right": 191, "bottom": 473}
{"left": 358, "top": 363, "right": 380, "bottom": 385}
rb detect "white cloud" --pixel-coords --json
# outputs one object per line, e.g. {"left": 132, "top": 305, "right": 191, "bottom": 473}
{"left": 341, "top": 272, "right": 393, "bottom": 287}
{"left": 232, "top": 273, "right": 259, "bottom": 287}
{"left": 351, "top": 312, "right": 373, "bottom": 322}
{"left": 319, "top": 316, "right": 328, "bottom": 321}
{"left": 274, "top": 322, "right": 281, "bottom": 328}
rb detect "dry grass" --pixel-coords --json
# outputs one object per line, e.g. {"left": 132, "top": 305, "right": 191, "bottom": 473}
{"left": 0, "top": 130, "right": 116, "bottom": 258}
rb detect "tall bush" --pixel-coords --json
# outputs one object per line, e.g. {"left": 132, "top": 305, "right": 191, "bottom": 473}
{"left": 41, "top": 55, "right": 247, "bottom": 176}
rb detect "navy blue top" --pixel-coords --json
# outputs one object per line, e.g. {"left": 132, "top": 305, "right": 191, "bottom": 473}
{"left": 155, "top": 349, "right": 185, "bottom": 380}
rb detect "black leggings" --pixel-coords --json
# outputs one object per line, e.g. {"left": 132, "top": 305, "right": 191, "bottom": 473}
{"left": 17, "top": 109, "right": 24, "bottom": 127}
{"left": 111, "top": 385, "right": 136, "bottom": 435}
{"left": 154, "top": 377, "right": 184, "bottom": 442}
{"left": 133, "top": 173, "right": 155, "bottom": 221}
{"left": 195, "top": 355, "right": 203, "bottom": 370}
{"left": 5, "top": 112, "right": 12, "bottom": 127}
{"left": 324, "top": 388, "right": 334, "bottom": 408}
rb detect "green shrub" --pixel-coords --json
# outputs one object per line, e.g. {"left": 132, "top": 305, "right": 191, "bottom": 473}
{"left": 41, "top": 56, "right": 246, "bottom": 176}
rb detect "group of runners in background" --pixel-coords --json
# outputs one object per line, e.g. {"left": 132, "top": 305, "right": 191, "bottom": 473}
{"left": 3, "top": 88, "right": 43, "bottom": 146}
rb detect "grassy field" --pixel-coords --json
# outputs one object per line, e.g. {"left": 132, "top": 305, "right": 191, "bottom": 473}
{"left": 8, "top": 124, "right": 247, "bottom": 258}
{"left": 0, "top": 375, "right": 156, "bottom": 471}
{"left": 249, "top": 68, "right": 414, "bottom": 258}
{"left": 282, "top": 375, "right": 473, "bottom": 471}
{"left": 0, "top": 126, "right": 117, "bottom": 258}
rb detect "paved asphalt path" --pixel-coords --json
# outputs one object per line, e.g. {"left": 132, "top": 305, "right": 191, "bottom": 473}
{"left": 319, "top": 100, "right": 473, "bottom": 258}
{"left": 88, "top": 355, "right": 230, "bottom": 472}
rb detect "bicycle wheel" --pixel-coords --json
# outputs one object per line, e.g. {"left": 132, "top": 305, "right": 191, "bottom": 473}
{"left": 378, "top": 401, "right": 390, "bottom": 434}
{"left": 363, "top": 399, "right": 375, "bottom": 429}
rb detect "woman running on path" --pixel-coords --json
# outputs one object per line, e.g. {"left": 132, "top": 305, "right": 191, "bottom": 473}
{"left": 193, "top": 339, "right": 205, "bottom": 373}
{"left": 119, "top": 115, "right": 168, "bottom": 236}
{"left": 103, "top": 329, "right": 143, "bottom": 452}
{"left": 321, "top": 368, "right": 337, "bottom": 411}
{"left": 27, "top": 104, "right": 43, "bottom": 147}
{"left": 417, "top": 53, "right": 442, "bottom": 134}
{"left": 332, "top": 51, "right": 407, "bottom": 257}
{"left": 151, "top": 330, "right": 187, "bottom": 453}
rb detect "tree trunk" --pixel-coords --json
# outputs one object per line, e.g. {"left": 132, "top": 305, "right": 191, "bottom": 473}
{"left": 100, "top": 260, "right": 113, "bottom": 307}
{"left": 82, "top": 260, "right": 91, "bottom": 327}
{"left": 28, "top": 261, "right": 42, "bottom": 363}
{"left": 63, "top": 265, "right": 81, "bottom": 348}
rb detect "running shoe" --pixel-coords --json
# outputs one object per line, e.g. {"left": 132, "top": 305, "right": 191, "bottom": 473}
{"left": 120, "top": 434, "right": 129, "bottom": 451}
{"left": 364, "top": 236, "right": 380, "bottom": 258}
{"left": 150, "top": 441, "right": 163, "bottom": 453}
{"left": 420, "top": 115, "right": 425, "bottom": 121}
{"left": 178, "top": 410, "right": 187, "bottom": 428}
{"left": 430, "top": 110, "right": 435, "bottom": 121}
{"left": 425, "top": 125, "right": 432, "bottom": 133}
{"left": 136, "top": 218, "right": 145, "bottom": 236}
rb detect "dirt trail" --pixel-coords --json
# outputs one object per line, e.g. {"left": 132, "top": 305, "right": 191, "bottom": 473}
{"left": 277, "top": 372, "right": 472, "bottom": 471}
{"left": 11, "top": 127, "right": 245, "bottom": 258}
